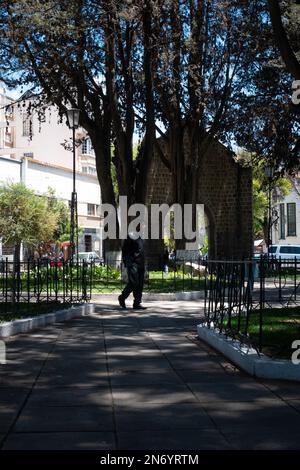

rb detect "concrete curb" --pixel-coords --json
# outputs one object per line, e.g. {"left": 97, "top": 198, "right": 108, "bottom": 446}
{"left": 0, "top": 303, "right": 94, "bottom": 338}
{"left": 92, "top": 291, "right": 204, "bottom": 302}
{"left": 197, "top": 323, "right": 300, "bottom": 382}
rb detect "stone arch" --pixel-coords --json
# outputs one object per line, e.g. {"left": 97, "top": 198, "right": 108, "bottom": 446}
{"left": 146, "top": 137, "right": 253, "bottom": 260}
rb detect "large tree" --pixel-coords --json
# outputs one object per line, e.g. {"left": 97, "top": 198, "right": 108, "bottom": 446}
{"left": 0, "top": 1, "right": 159, "bottom": 251}
{"left": 266, "top": 0, "right": 300, "bottom": 170}
{"left": 267, "top": 0, "right": 300, "bottom": 80}
{"left": 0, "top": 183, "right": 58, "bottom": 263}
{"left": 0, "top": 1, "right": 299, "bottom": 251}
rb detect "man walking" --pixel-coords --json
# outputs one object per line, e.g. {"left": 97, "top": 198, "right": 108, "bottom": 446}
{"left": 118, "top": 232, "right": 146, "bottom": 310}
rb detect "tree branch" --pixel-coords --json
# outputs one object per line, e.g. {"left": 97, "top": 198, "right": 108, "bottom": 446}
{"left": 268, "top": 0, "right": 300, "bottom": 80}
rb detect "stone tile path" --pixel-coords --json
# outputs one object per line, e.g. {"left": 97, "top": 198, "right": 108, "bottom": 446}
{"left": 1, "top": 300, "right": 300, "bottom": 450}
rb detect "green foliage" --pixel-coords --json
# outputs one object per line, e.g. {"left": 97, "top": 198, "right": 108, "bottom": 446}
{"left": 201, "top": 235, "right": 209, "bottom": 256}
{"left": 253, "top": 171, "right": 291, "bottom": 239}
{"left": 45, "top": 188, "right": 70, "bottom": 242}
{"left": 230, "top": 307, "right": 300, "bottom": 359}
{"left": 0, "top": 302, "right": 72, "bottom": 323}
{"left": 0, "top": 183, "right": 58, "bottom": 249}
{"left": 92, "top": 265, "right": 121, "bottom": 280}
{"left": 237, "top": 151, "right": 292, "bottom": 238}
{"left": 253, "top": 178, "right": 268, "bottom": 237}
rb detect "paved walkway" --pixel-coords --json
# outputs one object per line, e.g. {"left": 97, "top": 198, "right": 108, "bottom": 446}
{"left": 1, "top": 299, "right": 300, "bottom": 450}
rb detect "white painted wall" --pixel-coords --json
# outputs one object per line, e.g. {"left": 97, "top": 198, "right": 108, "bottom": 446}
{"left": 273, "top": 182, "right": 300, "bottom": 245}
{"left": 0, "top": 90, "right": 102, "bottom": 257}
{"left": 0, "top": 156, "right": 102, "bottom": 258}
{"left": 13, "top": 105, "right": 75, "bottom": 169}
{"left": 0, "top": 157, "right": 21, "bottom": 184}
{"left": 0, "top": 157, "right": 22, "bottom": 259}
{"left": 25, "top": 159, "right": 101, "bottom": 213}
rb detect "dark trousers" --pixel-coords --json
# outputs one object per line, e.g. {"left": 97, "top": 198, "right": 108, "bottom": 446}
{"left": 121, "top": 263, "right": 144, "bottom": 305}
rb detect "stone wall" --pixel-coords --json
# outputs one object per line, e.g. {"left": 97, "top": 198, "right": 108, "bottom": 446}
{"left": 146, "top": 138, "right": 253, "bottom": 260}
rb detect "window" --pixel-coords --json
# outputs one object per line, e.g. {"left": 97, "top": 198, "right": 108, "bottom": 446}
{"left": 287, "top": 203, "right": 297, "bottom": 237}
{"left": 82, "top": 166, "right": 96, "bottom": 175}
{"left": 279, "top": 203, "right": 285, "bottom": 239}
{"left": 87, "top": 203, "right": 95, "bottom": 216}
{"left": 4, "top": 132, "right": 12, "bottom": 143}
{"left": 22, "top": 115, "right": 33, "bottom": 137}
{"left": 84, "top": 235, "right": 92, "bottom": 252}
{"left": 81, "top": 138, "right": 94, "bottom": 155}
{"left": 279, "top": 246, "right": 300, "bottom": 255}
{"left": 1, "top": 244, "right": 14, "bottom": 256}
{"left": 5, "top": 105, "right": 14, "bottom": 120}
{"left": 87, "top": 204, "right": 100, "bottom": 216}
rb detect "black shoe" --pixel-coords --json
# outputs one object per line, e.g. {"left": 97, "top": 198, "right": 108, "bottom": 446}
{"left": 118, "top": 295, "right": 126, "bottom": 309}
{"left": 133, "top": 303, "right": 147, "bottom": 310}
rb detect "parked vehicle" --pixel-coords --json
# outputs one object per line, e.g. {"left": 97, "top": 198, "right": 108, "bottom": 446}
{"left": 268, "top": 244, "right": 300, "bottom": 261}
{"left": 75, "top": 252, "right": 103, "bottom": 265}
{"left": 49, "top": 257, "right": 64, "bottom": 268}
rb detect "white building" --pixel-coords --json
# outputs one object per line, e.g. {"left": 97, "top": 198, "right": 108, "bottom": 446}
{"left": 0, "top": 86, "right": 14, "bottom": 158}
{"left": 272, "top": 175, "right": 300, "bottom": 246}
{"left": 0, "top": 87, "right": 103, "bottom": 259}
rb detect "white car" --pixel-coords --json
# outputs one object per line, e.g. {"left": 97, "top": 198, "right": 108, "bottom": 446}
{"left": 268, "top": 244, "right": 300, "bottom": 261}
{"left": 76, "top": 252, "right": 103, "bottom": 264}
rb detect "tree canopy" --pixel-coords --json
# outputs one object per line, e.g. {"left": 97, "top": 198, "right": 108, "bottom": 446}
{"left": 0, "top": 183, "right": 58, "bottom": 259}
{"left": 0, "top": 1, "right": 299, "bottom": 248}
{"left": 268, "top": 0, "right": 300, "bottom": 80}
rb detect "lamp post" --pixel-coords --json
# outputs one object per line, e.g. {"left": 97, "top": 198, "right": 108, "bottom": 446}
{"left": 66, "top": 108, "right": 80, "bottom": 263}
{"left": 264, "top": 165, "right": 274, "bottom": 254}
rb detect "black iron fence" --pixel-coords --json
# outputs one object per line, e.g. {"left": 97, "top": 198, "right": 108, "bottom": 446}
{"left": 2, "top": 255, "right": 300, "bottom": 355}
{"left": 0, "top": 258, "right": 92, "bottom": 306}
{"left": 89, "top": 255, "right": 206, "bottom": 293}
{"left": 203, "top": 257, "right": 300, "bottom": 355}
{"left": 0, "top": 255, "right": 206, "bottom": 315}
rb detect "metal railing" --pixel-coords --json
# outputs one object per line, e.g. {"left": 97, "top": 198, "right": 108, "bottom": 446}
{"left": 0, "top": 258, "right": 92, "bottom": 307}
{"left": 202, "top": 256, "right": 300, "bottom": 354}
{"left": 0, "top": 255, "right": 206, "bottom": 317}
{"left": 2, "top": 255, "right": 299, "bottom": 355}
{"left": 89, "top": 255, "right": 206, "bottom": 293}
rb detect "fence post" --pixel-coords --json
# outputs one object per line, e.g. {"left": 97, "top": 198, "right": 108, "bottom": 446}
{"left": 237, "top": 261, "right": 243, "bottom": 333}
{"left": 259, "top": 255, "right": 265, "bottom": 311}
{"left": 89, "top": 260, "right": 93, "bottom": 300}
{"left": 5, "top": 258, "right": 8, "bottom": 303}
{"left": 82, "top": 260, "right": 87, "bottom": 301}
{"left": 204, "top": 260, "right": 208, "bottom": 319}
{"left": 278, "top": 259, "right": 282, "bottom": 302}
{"left": 37, "top": 260, "right": 40, "bottom": 303}
{"left": 258, "top": 256, "right": 265, "bottom": 353}
{"left": 295, "top": 256, "right": 297, "bottom": 302}
{"left": 27, "top": 259, "right": 30, "bottom": 304}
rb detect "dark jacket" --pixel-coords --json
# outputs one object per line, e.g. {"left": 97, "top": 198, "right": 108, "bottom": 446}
{"left": 122, "top": 236, "right": 145, "bottom": 267}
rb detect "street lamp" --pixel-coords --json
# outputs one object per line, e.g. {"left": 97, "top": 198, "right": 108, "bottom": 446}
{"left": 264, "top": 165, "right": 274, "bottom": 254}
{"left": 66, "top": 108, "right": 80, "bottom": 263}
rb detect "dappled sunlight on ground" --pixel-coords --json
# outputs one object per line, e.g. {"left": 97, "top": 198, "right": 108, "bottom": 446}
{"left": 0, "top": 299, "right": 300, "bottom": 450}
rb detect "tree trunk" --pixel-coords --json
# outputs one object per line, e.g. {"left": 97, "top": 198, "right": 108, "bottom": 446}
{"left": 135, "top": 2, "right": 156, "bottom": 205}
{"left": 268, "top": 0, "right": 300, "bottom": 79}
{"left": 92, "top": 136, "right": 121, "bottom": 254}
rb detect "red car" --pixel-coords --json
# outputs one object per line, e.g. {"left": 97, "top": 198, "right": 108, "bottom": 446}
{"left": 50, "top": 257, "right": 64, "bottom": 268}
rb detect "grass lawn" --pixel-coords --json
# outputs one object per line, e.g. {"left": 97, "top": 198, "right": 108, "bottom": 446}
{"left": 91, "top": 271, "right": 206, "bottom": 293}
{"left": 230, "top": 306, "right": 300, "bottom": 359}
{"left": 0, "top": 270, "right": 206, "bottom": 295}
{"left": 0, "top": 302, "right": 73, "bottom": 323}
